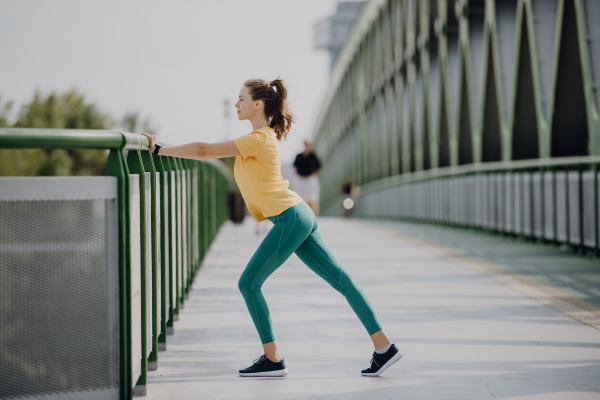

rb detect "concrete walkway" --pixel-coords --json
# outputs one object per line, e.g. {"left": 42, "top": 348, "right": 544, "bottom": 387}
{"left": 146, "top": 217, "right": 600, "bottom": 400}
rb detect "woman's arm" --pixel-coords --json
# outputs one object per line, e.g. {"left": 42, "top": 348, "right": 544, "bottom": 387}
{"left": 140, "top": 132, "right": 240, "bottom": 160}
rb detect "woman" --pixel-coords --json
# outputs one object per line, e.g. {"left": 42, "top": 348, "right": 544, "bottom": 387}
{"left": 140, "top": 78, "right": 402, "bottom": 377}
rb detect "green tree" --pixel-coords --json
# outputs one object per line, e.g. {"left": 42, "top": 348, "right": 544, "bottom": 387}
{"left": 122, "top": 111, "right": 156, "bottom": 134}
{"left": 0, "top": 89, "right": 155, "bottom": 176}
{"left": 0, "top": 97, "right": 12, "bottom": 127}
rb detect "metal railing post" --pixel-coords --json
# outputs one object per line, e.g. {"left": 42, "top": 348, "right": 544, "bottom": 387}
{"left": 125, "top": 149, "right": 149, "bottom": 396}
{"left": 595, "top": 163, "right": 599, "bottom": 257}
{"left": 105, "top": 147, "right": 132, "bottom": 400}
{"left": 161, "top": 156, "right": 178, "bottom": 331}
{"left": 140, "top": 151, "right": 160, "bottom": 371}
{"left": 579, "top": 166, "right": 585, "bottom": 254}
{"left": 152, "top": 154, "right": 170, "bottom": 351}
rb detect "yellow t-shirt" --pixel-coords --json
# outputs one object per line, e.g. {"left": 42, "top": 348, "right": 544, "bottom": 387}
{"left": 232, "top": 126, "right": 304, "bottom": 222}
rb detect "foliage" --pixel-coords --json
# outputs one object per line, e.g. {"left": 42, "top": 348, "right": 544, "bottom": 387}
{"left": 0, "top": 89, "right": 155, "bottom": 176}
{"left": 0, "top": 97, "right": 12, "bottom": 128}
{"left": 122, "top": 111, "right": 156, "bottom": 134}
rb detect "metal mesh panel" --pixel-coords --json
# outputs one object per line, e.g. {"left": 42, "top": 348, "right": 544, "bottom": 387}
{"left": 0, "top": 187, "right": 119, "bottom": 399}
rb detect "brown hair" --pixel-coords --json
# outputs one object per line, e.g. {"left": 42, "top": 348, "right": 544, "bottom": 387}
{"left": 244, "top": 77, "right": 295, "bottom": 141}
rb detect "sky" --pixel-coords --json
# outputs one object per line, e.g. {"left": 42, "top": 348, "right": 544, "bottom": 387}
{"left": 0, "top": 0, "right": 349, "bottom": 165}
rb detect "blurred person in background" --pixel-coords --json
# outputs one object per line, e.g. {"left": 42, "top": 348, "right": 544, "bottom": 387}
{"left": 140, "top": 77, "right": 401, "bottom": 379}
{"left": 341, "top": 178, "right": 359, "bottom": 218}
{"left": 293, "top": 137, "right": 321, "bottom": 216}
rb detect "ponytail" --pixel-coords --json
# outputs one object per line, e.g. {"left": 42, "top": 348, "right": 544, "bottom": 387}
{"left": 244, "top": 77, "right": 295, "bottom": 141}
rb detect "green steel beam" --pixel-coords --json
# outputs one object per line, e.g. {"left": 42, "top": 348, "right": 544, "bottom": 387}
{"left": 313, "top": 0, "right": 600, "bottom": 213}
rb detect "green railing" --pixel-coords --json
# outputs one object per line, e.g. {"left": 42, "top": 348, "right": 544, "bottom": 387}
{"left": 0, "top": 128, "right": 234, "bottom": 399}
{"left": 324, "top": 155, "right": 600, "bottom": 256}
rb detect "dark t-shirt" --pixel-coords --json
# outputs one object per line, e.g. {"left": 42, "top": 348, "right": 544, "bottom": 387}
{"left": 293, "top": 152, "right": 321, "bottom": 177}
{"left": 342, "top": 182, "right": 352, "bottom": 195}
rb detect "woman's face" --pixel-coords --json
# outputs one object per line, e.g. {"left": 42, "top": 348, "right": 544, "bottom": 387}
{"left": 235, "top": 85, "right": 262, "bottom": 120}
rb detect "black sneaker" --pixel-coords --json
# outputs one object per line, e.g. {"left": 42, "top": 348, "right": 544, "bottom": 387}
{"left": 361, "top": 343, "right": 403, "bottom": 376}
{"left": 238, "top": 354, "right": 288, "bottom": 377}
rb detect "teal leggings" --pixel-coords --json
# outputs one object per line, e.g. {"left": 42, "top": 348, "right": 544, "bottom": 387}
{"left": 238, "top": 200, "right": 382, "bottom": 344}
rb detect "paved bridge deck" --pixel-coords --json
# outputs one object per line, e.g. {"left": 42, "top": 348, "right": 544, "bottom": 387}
{"left": 146, "top": 216, "right": 600, "bottom": 400}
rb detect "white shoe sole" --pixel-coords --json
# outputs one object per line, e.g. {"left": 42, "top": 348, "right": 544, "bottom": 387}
{"left": 239, "top": 368, "right": 288, "bottom": 377}
{"left": 361, "top": 351, "right": 403, "bottom": 377}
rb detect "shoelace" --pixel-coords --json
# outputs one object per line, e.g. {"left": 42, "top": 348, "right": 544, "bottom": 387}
{"left": 369, "top": 352, "right": 380, "bottom": 368}
{"left": 252, "top": 354, "right": 268, "bottom": 365}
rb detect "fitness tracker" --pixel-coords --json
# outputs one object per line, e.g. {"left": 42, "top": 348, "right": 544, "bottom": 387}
{"left": 153, "top": 144, "right": 162, "bottom": 155}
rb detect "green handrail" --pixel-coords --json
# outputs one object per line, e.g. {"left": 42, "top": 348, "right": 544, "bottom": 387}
{"left": 0, "top": 128, "right": 125, "bottom": 149}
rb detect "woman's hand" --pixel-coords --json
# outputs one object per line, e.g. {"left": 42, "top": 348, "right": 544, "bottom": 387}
{"left": 139, "top": 132, "right": 157, "bottom": 152}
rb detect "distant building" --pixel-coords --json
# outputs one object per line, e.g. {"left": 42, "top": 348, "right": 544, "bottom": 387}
{"left": 314, "top": 1, "right": 365, "bottom": 70}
